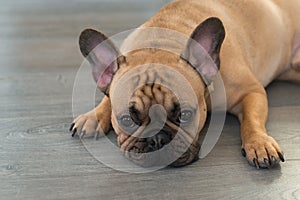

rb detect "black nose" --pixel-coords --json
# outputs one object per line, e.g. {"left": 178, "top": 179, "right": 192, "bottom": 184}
{"left": 147, "top": 131, "right": 171, "bottom": 151}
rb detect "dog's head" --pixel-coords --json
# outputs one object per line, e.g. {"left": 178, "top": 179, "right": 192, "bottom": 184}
{"left": 79, "top": 17, "right": 225, "bottom": 167}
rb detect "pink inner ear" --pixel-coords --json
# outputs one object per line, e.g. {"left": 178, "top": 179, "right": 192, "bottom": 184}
{"left": 199, "top": 36, "right": 213, "bottom": 54}
{"left": 97, "top": 67, "right": 113, "bottom": 89}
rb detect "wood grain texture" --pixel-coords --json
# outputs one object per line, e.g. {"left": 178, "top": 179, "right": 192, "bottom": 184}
{"left": 0, "top": 1, "right": 299, "bottom": 199}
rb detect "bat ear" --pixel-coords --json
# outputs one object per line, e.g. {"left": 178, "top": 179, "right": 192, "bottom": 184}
{"left": 79, "top": 29, "right": 125, "bottom": 95}
{"left": 181, "top": 17, "right": 225, "bottom": 86}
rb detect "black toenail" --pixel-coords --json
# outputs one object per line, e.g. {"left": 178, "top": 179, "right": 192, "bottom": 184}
{"left": 241, "top": 148, "right": 246, "bottom": 157}
{"left": 278, "top": 152, "right": 285, "bottom": 162}
{"left": 72, "top": 128, "right": 77, "bottom": 137}
{"left": 69, "top": 123, "right": 75, "bottom": 131}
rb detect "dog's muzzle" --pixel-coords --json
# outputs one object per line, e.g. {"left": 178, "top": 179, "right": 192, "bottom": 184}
{"left": 121, "top": 130, "right": 200, "bottom": 168}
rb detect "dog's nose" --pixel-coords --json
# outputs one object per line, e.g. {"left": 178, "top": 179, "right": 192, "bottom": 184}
{"left": 147, "top": 131, "right": 171, "bottom": 151}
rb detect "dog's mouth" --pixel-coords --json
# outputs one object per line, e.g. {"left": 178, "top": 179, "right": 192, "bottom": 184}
{"left": 118, "top": 129, "right": 200, "bottom": 167}
{"left": 127, "top": 130, "right": 172, "bottom": 153}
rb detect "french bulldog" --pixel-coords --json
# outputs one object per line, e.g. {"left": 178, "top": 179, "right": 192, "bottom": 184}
{"left": 70, "top": 0, "right": 300, "bottom": 168}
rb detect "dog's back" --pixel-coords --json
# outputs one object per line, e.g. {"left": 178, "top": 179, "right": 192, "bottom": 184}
{"left": 122, "top": 0, "right": 299, "bottom": 103}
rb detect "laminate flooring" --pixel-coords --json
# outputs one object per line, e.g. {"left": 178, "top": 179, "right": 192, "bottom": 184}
{"left": 0, "top": 1, "right": 299, "bottom": 199}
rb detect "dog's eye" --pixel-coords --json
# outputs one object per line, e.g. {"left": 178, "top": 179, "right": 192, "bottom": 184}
{"left": 179, "top": 110, "right": 194, "bottom": 123}
{"left": 120, "top": 115, "right": 135, "bottom": 128}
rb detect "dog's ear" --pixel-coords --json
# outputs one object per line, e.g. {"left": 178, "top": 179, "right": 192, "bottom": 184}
{"left": 181, "top": 17, "right": 225, "bottom": 85}
{"left": 79, "top": 29, "right": 124, "bottom": 95}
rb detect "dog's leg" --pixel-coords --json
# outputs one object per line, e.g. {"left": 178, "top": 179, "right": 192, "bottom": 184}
{"left": 238, "top": 91, "right": 285, "bottom": 168}
{"left": 69, "top": 96, "right": 112, "bottom": 139}
{"left": 278, "top": 32, "right": 300, "bottom": 84}
{"left": 278, "top": 68, "right": 300, "bottom": 84}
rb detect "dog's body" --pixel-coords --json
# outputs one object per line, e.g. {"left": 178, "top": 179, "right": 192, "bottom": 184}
{"left": 71, "top": 0, "right": 300, "bottom": 168}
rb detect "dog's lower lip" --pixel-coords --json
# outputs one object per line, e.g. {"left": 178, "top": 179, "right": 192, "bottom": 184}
{"left": 128, "top": 145, "right": 140, "bottom": 152}
{"left": 128, "top": 144, "right": 153, "bottom": 153}
{"left": 128, "top": 151, "right": 144, "bottom": 160}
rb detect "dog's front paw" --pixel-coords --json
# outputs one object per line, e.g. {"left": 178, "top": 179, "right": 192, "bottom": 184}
{"left": 241, "top": 134, "right": 285, "bottom": 169}
{"left": 69, "top": 110, "right": 111, "bottom": 139}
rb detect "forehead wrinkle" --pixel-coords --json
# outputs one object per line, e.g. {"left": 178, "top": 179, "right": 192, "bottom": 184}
{"left": 111, "top": 56, "right": 202, "bottom": 115}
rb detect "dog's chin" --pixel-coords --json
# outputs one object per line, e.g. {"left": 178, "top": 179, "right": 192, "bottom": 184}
{"left": 169, "top": 149, "right": 200, "bottom": 167}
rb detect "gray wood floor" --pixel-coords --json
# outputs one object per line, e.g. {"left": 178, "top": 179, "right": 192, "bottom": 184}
{"left": 0, "top": 1, "right": 300, "bottom": 199}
